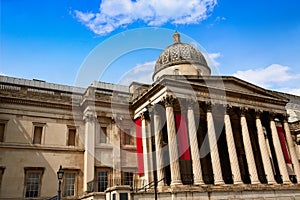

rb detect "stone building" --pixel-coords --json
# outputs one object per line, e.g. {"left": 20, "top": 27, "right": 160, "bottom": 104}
{"left": 0, "top": 32, "right": 300, "bottom": 200}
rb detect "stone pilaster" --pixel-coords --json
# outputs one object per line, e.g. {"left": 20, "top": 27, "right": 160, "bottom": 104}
{"left": 206, "top": 102, "right": 224, "bottom": 185}
{"left": 269, "top": 114, "right": 290, "bottom": 184}
{"left": 187, "top": 99, "right": 204, "bottom": 185}
{"left": 255, "top": 111, "right": 276, "bottom": 184}
{"left": 162, "top": 95, "right": 182, "bottom": 185}
{"left": 224, "top": 105, "right": 243, "bottom": 184}
{"left": 140, "top": 111, "right": 151, "bottom": 186}
{"left": 283, "top": 115, "right": 300, "bottom": 183}
{"left": 240, "top": 108, "right": 260, "bottom": 184}
{"left": 83, "top": 111, "right": 97, "bottom": 192}
{"left": 111, "top": 119, "right": 121, "bottom": 186}
{"left": 153, "top": 105, "right": 166, "bottom": 187}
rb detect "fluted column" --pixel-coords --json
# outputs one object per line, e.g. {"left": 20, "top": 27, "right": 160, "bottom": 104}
{"left": 206, "top": 102, "right": 224, "bottom": 185}
{"left": 163, "top": 95, "right": 182, "bottom": 185}
{"left": 141, "top": 112, "right": 150, "bottom": 185}
{"left": 255, "top": 111, "right": 276, "bottom": 184}
{"left": 153, "top": 105, "right": 165, "bottom": 187}
{"left": 187, "top": 100, "right": 204, "bottom": 185}
{"left": 83, "top": 111, "right": 97, "bottom": 192}
{"left": 269, "top": 114, "right": 290, "bottom": 184}
{"left": 224, "top": 105, "right": 243, "bottom": 184}
{"left": 240, "top": 108, "right": 260, "bottom": 184}
{"left": 283, "top": 115, "right": 300, "bottom": 183}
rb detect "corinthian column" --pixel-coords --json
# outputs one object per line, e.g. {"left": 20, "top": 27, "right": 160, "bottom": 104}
{"left": 269, "top": 114, "right": 290, "bottom": 184}
{"left": 240, "top": 108, "right": 260, "bottom": 184}
{"left": 187, "top": 99, "right": 204, "bottom": 185}
{"left": 255, "top": 111, "right": 276, "bottom": 184}
{"left": 83, "top": 111, "right": 97, "bottom": 192}
{"left": 206, "top": 102, "right": 224, "bottom": 185}
{"left": 283, "top": 115, "right": 300, "bottom": 183}
{"left": 153, "top": 105, "right": 165, "bottom": 187}
{"left": 163, "top": 95, "right": 182, "bottom": 185}
{"left": 224, "top": 105, "right": 243, "bottom": 184}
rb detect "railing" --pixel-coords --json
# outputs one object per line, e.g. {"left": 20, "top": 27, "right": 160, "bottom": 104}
{"left": 134, "top": 178, "right": 165, "bottom": 192}
{"left": 47, "top": 195, "right": 58, "bottom": 200}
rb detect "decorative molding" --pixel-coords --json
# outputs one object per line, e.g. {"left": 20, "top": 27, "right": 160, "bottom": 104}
{"left": 255, "top": 109, "right": 263, "bottom": 119}
{"left": 187, "top": 98, "right": 197, "bottom": 109}
{"left": 239, "top": 107, "right": 248, "bottom": 117}
{"left": 83, "top": 112, "right": 97, "bottom": 122}
{"left": 162, "top": 95, "right": 175, "bottom": 108}
{"left": 140, "top": 111, "right": 150, "bottom": 121}
{"left": 225, "top": 104, "right": 232, "bottom": 115}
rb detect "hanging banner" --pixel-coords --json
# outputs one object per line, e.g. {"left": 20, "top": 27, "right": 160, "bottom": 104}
{"left": 135, "top": 118, "right": 144, "bottom": 175}
{"left": 175, "top": 113, "right": 191, "bottom": 160}
{"left": 276, "top": 126, "right": 292, "bottom": 164}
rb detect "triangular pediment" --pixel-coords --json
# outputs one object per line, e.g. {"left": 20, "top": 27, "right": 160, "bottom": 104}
{"left": 221, "top": 76, "right": 288, "bottom": 101}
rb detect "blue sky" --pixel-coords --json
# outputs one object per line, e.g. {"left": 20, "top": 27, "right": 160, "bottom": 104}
{"left": 1, "top": 0, "right": 300, "bottom": 95}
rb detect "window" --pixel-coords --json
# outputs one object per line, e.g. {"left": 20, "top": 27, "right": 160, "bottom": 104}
{"left": 0, "top": 167, "right": 5, "bottom": 190}
{"left": 63, "top": 172, "right": 76, "bottom": 197}
{"left": 123, "top": 172, "right": 133, "bottom": 186}
{"left": 120, "top": 193, "right": 128, "bottom": 200}
{"left": 100, "top": 127, "right": 108, "bottom": 143}
{"left": 0, "top": 123, "right": 5, "bottom": 142}
{"left": 97, "top": 171, "right": 108, "bottom": 192}
{"left": 68, "top": 127, "right": 76, "bottom": 146}
{"left": 123, "top": 130, "right": 134, "bottom": 145}
{"left": 24, "top": 168, "right": 44, "bottom": 198}
{"left": 33, "top": 126, "right": 43, "bottom": 144}
{"left": 96, "top": 168, "right": 111, "bottom": 192}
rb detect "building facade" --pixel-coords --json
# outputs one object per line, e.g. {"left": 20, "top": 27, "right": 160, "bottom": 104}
{"left": 0, "top": 32, "right": 300, "bottom": 200}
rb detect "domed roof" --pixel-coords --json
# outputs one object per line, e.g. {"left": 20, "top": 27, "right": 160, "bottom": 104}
{"left": 153, "top": 32, "right": 210, "bottom": 80}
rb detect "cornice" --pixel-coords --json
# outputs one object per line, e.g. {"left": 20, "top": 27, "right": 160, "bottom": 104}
{"left": 0, "top": 142, "right": 85, "bottom": 152}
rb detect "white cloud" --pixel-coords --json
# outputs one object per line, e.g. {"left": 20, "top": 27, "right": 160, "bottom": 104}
{"left": 119, "top": 61, "right": 155, "bottom": 85}
{"left": 74, "top": 0, "right": 217, "bottom": 35}
{"left": 233, "top": 64, "right": 298, "bottom": 88}
{"left": 206, "top": 52, "right": 221, "bottom": 68}
{"left": 233, "top": 64, "right": 300, "bottom": 96}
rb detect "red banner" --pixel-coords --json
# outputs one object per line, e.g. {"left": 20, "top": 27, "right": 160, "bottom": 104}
{"left": 135, "top": 118, "right": 144, "bottom": 175}
{"left": 175, "top": 114, "right": 191, "bottom": 160}
{"left": 276, "top": 126, "right": 292, "bottom": 164}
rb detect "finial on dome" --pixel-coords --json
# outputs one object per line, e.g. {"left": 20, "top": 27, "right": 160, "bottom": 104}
{"left": 173, "top": 31, "right": 181, "bottom": 44}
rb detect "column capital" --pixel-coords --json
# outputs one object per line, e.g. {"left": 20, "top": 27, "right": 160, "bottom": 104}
{"left": 187, "top": 98, "right": 197, "bottom": 109}
{"left": 162, "top": 95, "right": 175, "bottom": 107}
{"left": 239, "top": 107, "right": 248, "bottom": 117}
{"left": 255, "top": 109, "right": 263, "bottom": 119}
{"left": 269, "top": 112, "right": 277, "bottom": 121}
{"left": 140, "top": 111, "right": 150, "bottom": 121}
{"left": 224, "top": 104, "right": 232, "bottom": 114}
{"left": 281, "top": 113, "right": 289, "bottom": 123}
{"left": 83, "top": 112, "right": 97, "bottom": 122}
{"left": 204, "top": 101, "right": 213, "bottom": 112}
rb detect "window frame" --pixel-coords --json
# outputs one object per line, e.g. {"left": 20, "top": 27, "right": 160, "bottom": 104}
{"left": 122, "top": 171, "right": 133, "bottom": 187}
{"left": 0, "top": 120, "right": 8, "bottom": 143}
{"left": 95, "top": 167, "right": 112, "bottom": 192}
{"left": 100, "top": 126, "right": 109, "bottom": 144}
{"left": 0, "top": 167, "right": 5, "bottom": 191}
{"left": 62, "top": 170, "right": 77, "bottom": 197}
{"left": 122, "top": 129, "right": 134, "bottom": 146}
{"left": 67, "top": 125, "right": 77, "bottom": 146}
{"left": 32, "top": 122, "right": 46, "bottom": 145}
{"left": 23, "top": 167, "right": 44, "bottom": 198}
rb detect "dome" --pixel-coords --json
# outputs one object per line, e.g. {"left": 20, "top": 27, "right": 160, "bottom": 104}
{"left": 152, "top": 32, "right": 211, "bottom": 81}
